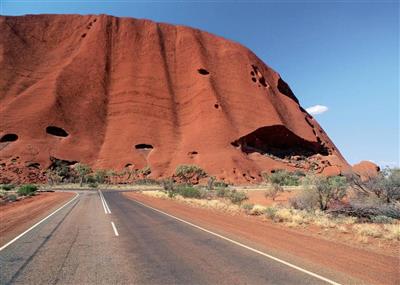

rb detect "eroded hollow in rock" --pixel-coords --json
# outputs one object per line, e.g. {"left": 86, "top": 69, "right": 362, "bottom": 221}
{"left": 0, "top": 134, "right": 18, "bottom": 142}
{"left": 46, "top": 126, "right": 69, "bottom": 137}
{"left": 135, "top": 144, "right": 153, "bottom": 150}
{"left": 277, "top": 78, "right": 299, "bottom": 103}
{"left": 231, "top": 125, "right": 329, "bottom": 159}
{"left": 198, "top": 68, "right": 209, "bottom": 75}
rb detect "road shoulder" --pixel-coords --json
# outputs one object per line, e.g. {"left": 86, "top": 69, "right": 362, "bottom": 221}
{"left": 0, "top": 191, "right": 74, "bottom": 246}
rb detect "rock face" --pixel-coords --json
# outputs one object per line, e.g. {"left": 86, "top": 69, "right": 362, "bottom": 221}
{"left": 0, "top": 14, "right": 351, "bottom": 184}
{"left": 352, "top": 161, "right": 380, "bottom": 179}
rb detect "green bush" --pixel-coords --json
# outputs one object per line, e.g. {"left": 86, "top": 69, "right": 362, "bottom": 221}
{"left": 17, "top": 184, "right": 38, "bottom": 196}
{"left": 216, "top": 187, "right": 230, "bottom": 198}
{"left": 264, "top": 206, "right": 278, "bottom": 219}
{"left": 266, "top": 170, "right": 301, "bottom": 186}
{"left": 7, "top": 194, "right": 17, "bottom": 202}
{"left": 177, "top": 185, "right": 201, "bottom": 199}
{"left": 88, "top": 182, "right": 98, "bottom": 188}
{"left": 371, "top": 215, "right": 395, "bottom": 224}
{"left": 1, "top": 184, "right": 15, "bottom": 191}
{"left": 242, "top": 203, "right": 255, "bottom": 213}
{"left": 214, "top": 181, "right": 229, "bottom": 188}
{"left": 94, "top": 169, "right": 108, "bottom": 184}
{"left": 228, "top": 190, "right": 248, "bottom": 205}
{"left": 175, "top": 164, "right": 207, "bottom": 183}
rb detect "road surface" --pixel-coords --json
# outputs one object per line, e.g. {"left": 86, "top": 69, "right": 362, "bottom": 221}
{"left": 0, "top": 190, "right": 341, "bottom": 284}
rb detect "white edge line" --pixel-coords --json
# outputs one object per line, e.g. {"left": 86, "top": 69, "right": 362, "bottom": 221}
{"left": 111, "top": 222, "right": 119, "bottom": 236}
{"left": 98, "top": 190, "right": 108, "bottom": 214}
{"left": 131, "top": 199, "right": 341, "bottom": 285}
{"left": 0, "top": 192, "right": 80, "bottom": 252}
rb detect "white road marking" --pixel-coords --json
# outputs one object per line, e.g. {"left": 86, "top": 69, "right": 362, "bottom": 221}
{"left": 0, "top": 192, "right": 79, "bottom": 252}
{"left": 98, "top": 190, "right": 108, "bottom": 214}
{"left": 111, "top": 222, "right": 119, "bottom": 236}
{"left": 132, "top": 199, "right": 341, "bottom": 285}
{"left": 98, "top": 190, "right": 111, "bottom": 214}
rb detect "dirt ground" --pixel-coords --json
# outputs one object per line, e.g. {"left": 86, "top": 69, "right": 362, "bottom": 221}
{"left": 0, "top": 192, "right": 74, "bottom": 246}
{"left": 246, "top": 189, "right": 296, "bottom": 206}
{"left": 124, "top": 192, "right": 399, "bottom": 285}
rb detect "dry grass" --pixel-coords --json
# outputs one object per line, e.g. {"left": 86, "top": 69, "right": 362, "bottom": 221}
{"left": 353, "top": 224, "right": 383, "bottom": 238}
{"left": 383, "top": 224, "right": 400, "bottom": 241}
{"left": 141, "top": 190, "right": 240, "bottom": 213}
{"left": 141, "top": 190, "right": 400, "bottom": 241}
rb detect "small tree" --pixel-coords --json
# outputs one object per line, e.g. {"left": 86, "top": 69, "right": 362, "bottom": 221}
{"left": 264, "top": 184, "right": 284, "bottom": 201}
{"left": 75, "top": 163, "right": 92, "bottom": 187}
{"left": 94, "top": 169, "right": 107, "bottom": 184}
{"left": 264, "top": 170, "right": 301, "bottom": 186}
{"left": 313, "top": 176, "right": 348, "bottom": 211}
{"left": 207, "top": 176, "right": 216, "bottom": 190}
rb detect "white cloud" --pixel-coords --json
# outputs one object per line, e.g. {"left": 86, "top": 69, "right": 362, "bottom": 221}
{"left": 306, "top": 105, "right": 328, "bottom": 115}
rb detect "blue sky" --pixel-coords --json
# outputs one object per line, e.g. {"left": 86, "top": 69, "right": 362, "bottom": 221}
{"left": 1, "top": 0, "right": 398, "bottom": 167}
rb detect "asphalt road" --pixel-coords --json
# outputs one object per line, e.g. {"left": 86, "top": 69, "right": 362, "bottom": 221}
{"left": 0, "top": 191, "right": 334, "bottom": 285}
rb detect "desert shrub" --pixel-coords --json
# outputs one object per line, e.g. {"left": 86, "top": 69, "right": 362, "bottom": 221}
{"left": 242, "top": 203, "right": 254, "bottom": 213}
{"left": 7, "top": 194, "right": 17, "bottom": 202}
{"left": 86, "top": 175, "right": 96, "bottom": 184}
{"left": 265, "top": 170, "right": 301, "bottom": 186}
{"left": 75, "top": 163, "right": 92, "bottom": 187}
{"left": 161, "top": 179, "right": 177, "bottom": 198}
{"left": 371, "top": 215, "right": 396, "bottom": 224}
{"left": 264, "top": 184, "right": 284, "bottom": 201}
{"left": 304, "top": 175, "right": 348, "bottom": 211}
{"left": 1, "top": 184, "right": 15, "bottom": 191}
{"left": 175, "top": 164, "right": 207, "bottom": 184}
{"left": 138, "top": 166, "right": 151, "bottom": 176}
{"left": 289, "top": 188, "right": 320, "bottom": 210}
{"left": 329, "top": 203, "right": 400, "bottom": 220}
{"left": 94, "top": 169, "right": 108, "bottom": 184}
{"left": 264, "top": 206, "right": 278, "bottom": 219}
{"left": 177, "top": 185, "right": 201, "bottom": 199}
{"left": 214, "top": 181, "right": 228, "bottom": 188}
{"left": 17, "top": 184, "right": 38, "bottom": 196}
{"left": 228, "top": 190, "right": 248, "bottom": 205}
{"left": 207, "top": 176, "right": 216, "bottom": 190}
{"left": 250, "top": 205, "right": 267, "bottom": 216}
{"left": 216, "top": 187, "right": 230, "bottom": 198}
{"left": 346, "top": 167, "right": 400, "bottom": 203}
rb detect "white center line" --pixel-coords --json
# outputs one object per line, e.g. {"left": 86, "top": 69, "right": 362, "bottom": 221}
{"left": 98, "top": 190, "right": 108, "bottom": 214}
{"left": 111, "top": 222, "right": 119, "bottom": 236}
{"left": 98, "top": 190, "right": 111, "bottom": 214}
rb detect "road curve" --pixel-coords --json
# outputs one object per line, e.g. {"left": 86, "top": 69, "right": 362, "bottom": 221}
{"left": 1, "top": 190, "right": 338, "bottom": 284}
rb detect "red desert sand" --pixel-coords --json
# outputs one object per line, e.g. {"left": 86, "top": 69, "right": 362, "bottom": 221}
{"left": 0, "top": 14, "right": 377, "bottom": 183}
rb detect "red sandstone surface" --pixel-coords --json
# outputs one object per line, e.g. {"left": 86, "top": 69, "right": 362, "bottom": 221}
{"left": 1, "top": 14, "right": 357, "bottom": 184}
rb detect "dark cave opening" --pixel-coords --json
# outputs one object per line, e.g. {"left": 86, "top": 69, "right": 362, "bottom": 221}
{"left": 0, "top": 134, "right": 18, "bottom": 142}
{"left": 135, "top": 144, "right": 153, "bottom": 150}
{"left": 231, "top": 125, "right": 329, "bottom": 159}
{"left": 46, "top": 126, "right": 69, "bottom": 137}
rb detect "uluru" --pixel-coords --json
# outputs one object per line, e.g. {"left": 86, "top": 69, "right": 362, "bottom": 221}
{"left": 0, "top": 14, "right": 352, "bottom": 184}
